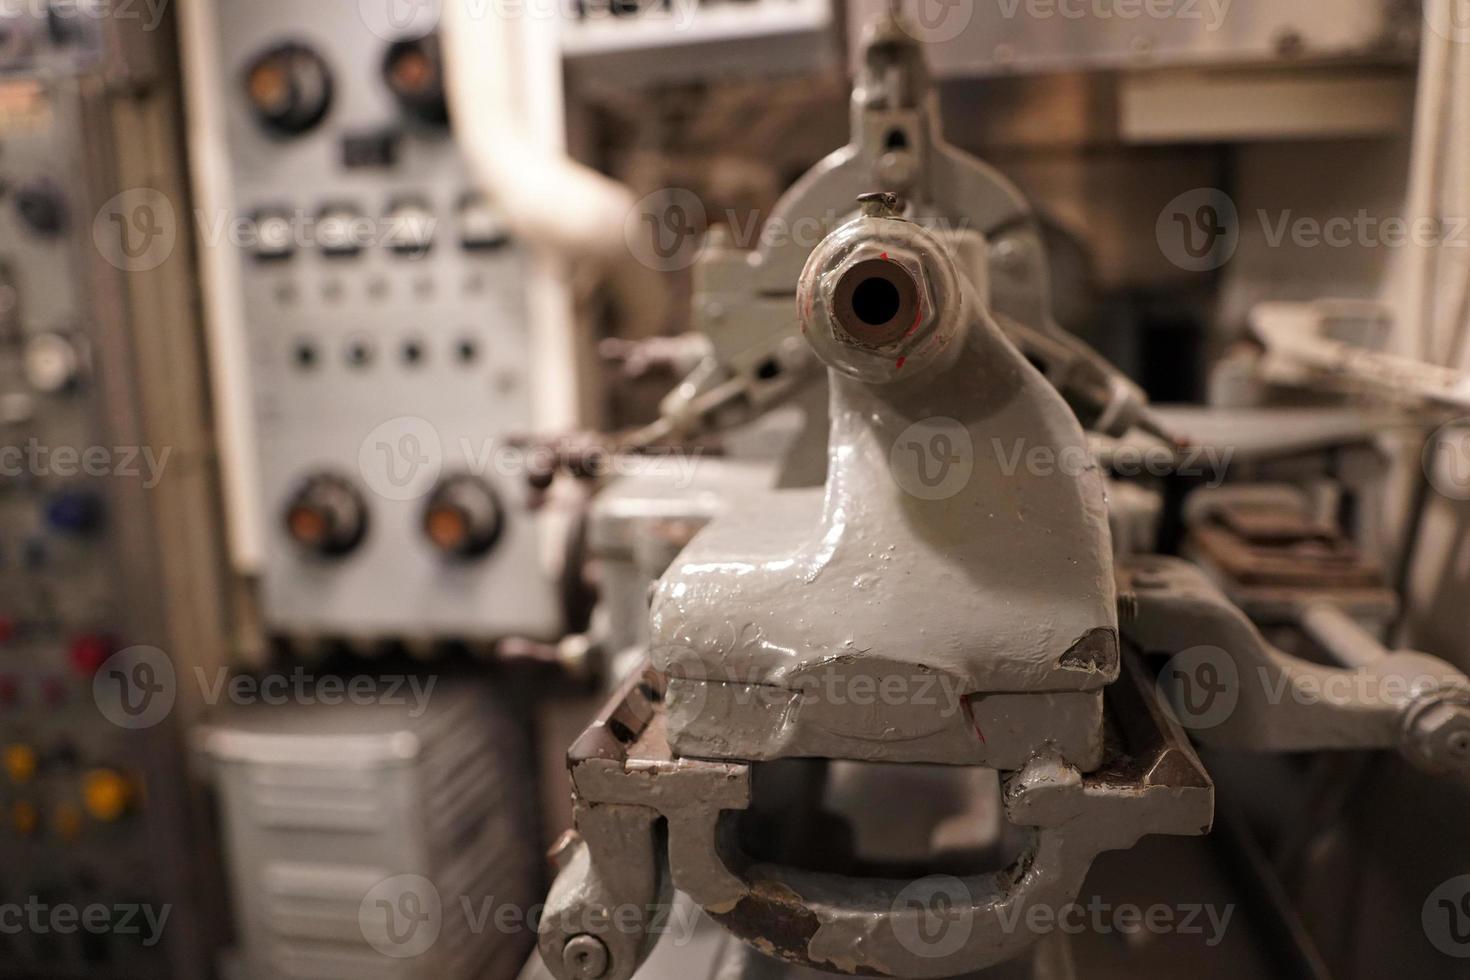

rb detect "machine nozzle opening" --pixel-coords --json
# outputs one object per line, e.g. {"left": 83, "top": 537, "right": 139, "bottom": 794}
{"left": 833, "top": 259, "right": 920, "bottom": 348}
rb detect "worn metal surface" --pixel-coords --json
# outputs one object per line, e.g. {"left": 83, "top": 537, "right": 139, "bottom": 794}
{"left": 650, "top": 205, "right": 1117, "bottom": 764}
{"left": 659, "top": 13, "right": 1154, "bottom": 461}
{"left": 1121, "top": 557, "right": 1470, "bottom": 776}
{"left": 538, "top": 655, "right": 1212, "bottom": 980}
{"left": 1183, "top": 491, "right": 1399, "bottom": 628}
{"left": 850, "top": 0, "right": 1412, "bottom": 79}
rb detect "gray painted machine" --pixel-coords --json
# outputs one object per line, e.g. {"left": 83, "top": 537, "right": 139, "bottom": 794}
{"left": 534, "top": 16, "right": 1470, "bottom": 980}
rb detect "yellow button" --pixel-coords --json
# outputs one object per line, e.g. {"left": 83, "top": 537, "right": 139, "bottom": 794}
{"left": 53, "top": 803, "right": 83, "bottom": 842}
{"left": 12, "top": 801, "right": 38, "bottom": 836}
{"left": 3, "top": 744, "right": 37, "bottom": 785}
{"left": 82, "top": 769, "right": 131, "bottom": 823}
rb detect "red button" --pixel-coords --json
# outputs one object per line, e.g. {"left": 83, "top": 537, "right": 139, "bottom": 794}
{"left": 68, "top": 635, "right": 114, "bottom": 676}
{"left": 41, "top": 677, "right": 68, "bottom": 706}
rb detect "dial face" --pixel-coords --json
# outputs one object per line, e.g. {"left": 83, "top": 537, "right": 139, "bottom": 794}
{"left": 284, "top": 473, "right": 369, "bottom": 558}
{"left": 383, "top": 33, "right": 447, "bottom": 126}
{"left": 242, "top": 41, "right": 334, "bottom": 137}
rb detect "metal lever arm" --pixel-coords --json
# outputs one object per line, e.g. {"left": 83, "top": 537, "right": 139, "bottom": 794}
{"left": 1122, "top": 557, "right": 1470, "bottom": 777}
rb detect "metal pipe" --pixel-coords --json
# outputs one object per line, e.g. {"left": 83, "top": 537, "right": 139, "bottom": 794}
{"left": 1300, "top": 603, "right": 1389, "bottom": 670}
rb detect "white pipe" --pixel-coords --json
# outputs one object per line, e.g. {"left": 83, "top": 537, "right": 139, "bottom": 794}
{"left": 176, "top": 0, "right": 266, "bottom": 573}
{"left": 1404, "top": 1, "right": 1453, "bottom": 363}
{"left": 1444, "top": 29, "right": 1470, "bottom": 368}
{"left": 441, "top": 0, "right": 635, "bottom": 261}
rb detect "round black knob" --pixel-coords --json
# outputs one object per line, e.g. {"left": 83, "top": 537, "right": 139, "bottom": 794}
{"left": 422, "top": 475, "right": 503, "bottom": 559}
{"left": 284, "top": 474, "right": 368, "bottom": 557}
{"left": 15, "top": 181, "right": 66, "bottom": 236}
{"left": 383, "top": 34, "right": 448, "bottom": 126}
{"left": 243, "top": 42, "right": 334, "bottom": 137}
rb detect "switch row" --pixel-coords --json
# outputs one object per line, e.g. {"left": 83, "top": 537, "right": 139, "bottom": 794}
{"left": 292, "top": 336, "right": 480, "bottom": 372}
{"left": 250, "top": 195, "right": 509, "bottom": 261}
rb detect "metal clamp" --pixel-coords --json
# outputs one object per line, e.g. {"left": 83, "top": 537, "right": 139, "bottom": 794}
{"left": 538, "top": 656, "right": 1213, "bottom": 980}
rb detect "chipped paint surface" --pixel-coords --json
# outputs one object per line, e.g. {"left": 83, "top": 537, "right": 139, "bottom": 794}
{"left": 651, "top": 214, "right": 1119, "bottom": 747}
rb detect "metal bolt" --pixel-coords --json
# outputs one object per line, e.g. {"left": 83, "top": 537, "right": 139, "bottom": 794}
{"left": 1450, "top": 731, "right": 1470, "bottom": 757}
{"left": 857, "top": 191, "right": 903, "bottom": 218}
{"left": 563, "top": 934, "right": 611, "bottom": 980}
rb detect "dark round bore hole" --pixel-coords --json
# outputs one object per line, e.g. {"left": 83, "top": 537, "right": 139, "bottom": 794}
{"left": 402, "top": 341, "right": 424, "bottom": 365}
{"left": 851, "top": 276, "right": 902, "bottom": 327}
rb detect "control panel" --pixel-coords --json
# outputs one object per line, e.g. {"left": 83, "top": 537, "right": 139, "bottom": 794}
{"left": 0, "top": 7, "right": 214, "bottom": 978}
{"left": 196, "top": 0, "right": 563, "bottom": 642}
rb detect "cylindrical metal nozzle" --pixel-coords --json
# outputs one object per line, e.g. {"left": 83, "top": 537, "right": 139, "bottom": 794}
{"left": 796, "top": 197, "right": 966, "bottom": 383}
